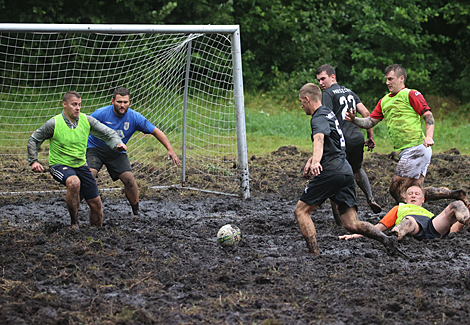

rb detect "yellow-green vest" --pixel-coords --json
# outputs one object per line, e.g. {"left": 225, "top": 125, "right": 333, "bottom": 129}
{"left": 49, "top": 113, "right": 90, "bottom": 168}
{"left": 396, "top": 203, "right": 434, "bottom": 226}
{"left": 381, "top": 88, "right": 425, "bottom": 150}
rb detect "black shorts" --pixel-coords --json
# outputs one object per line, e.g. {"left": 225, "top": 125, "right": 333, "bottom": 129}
{"left": 299, "top": 172, "right": 357, "bottom": 215}
{"left": 49, "top": 164, "right": 99, "bottom": 200}
{"left": 345, "top": 142, "right": 364, "bottom": 173}
{"left": 411, "top": 215, "right": 448, "bottom": 240}
{"left": 86, "top": 147, "right": 132, "bottom": 181}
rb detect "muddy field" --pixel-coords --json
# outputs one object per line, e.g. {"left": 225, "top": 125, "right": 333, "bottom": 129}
{"left": 1, "top": 146, "right": 470, "bottom": 324}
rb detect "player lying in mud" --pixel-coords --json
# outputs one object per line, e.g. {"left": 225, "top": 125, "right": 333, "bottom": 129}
{"left": 339, "top": 185, "right": 470, "bottom": 241}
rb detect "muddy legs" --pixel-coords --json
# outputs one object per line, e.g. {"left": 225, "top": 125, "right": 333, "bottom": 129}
{"left": 355, "top": 168, "right": 382, "bottom": 213}
{"left": 391, "top": 217, "right": 419, "bottom": 240}
{"left": 424, "top": 187, "right": 470, "bottom": 207}
{"left": 119, "top": 171, "right": 140, "bottom": 216}
{"left": 340, "top": 207, "right": 398, "bottom": 255}
{"left": 330, "top": 202, "right": 342, "bottom": 226}
{"left": 294, "top": 201, "right": 320, "bottom": 255}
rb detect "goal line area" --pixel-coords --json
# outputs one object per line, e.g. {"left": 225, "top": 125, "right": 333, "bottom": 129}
{"left": 0, "top": 24, "right": 250, "bottom": 199}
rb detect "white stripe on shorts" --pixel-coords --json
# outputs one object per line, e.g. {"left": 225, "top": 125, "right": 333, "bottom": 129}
{"left": 50, "top": 167, "right": 64, "bottom": 181}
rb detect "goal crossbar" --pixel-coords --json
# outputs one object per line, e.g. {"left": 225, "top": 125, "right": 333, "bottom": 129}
{"left": 0, "top": 24, "right": 241, "bottom": 34}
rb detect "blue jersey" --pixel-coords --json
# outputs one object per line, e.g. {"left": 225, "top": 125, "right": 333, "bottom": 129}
{"left": 87, "top": 105, "right": 156, "bottom": 152}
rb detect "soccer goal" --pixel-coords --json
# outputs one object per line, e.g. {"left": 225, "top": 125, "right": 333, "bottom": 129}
{"left": 0, "top": 24, "right": 250, "bottom": 198}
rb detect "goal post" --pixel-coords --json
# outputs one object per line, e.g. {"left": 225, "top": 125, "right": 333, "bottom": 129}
{"left": 0, "top": 23, "right": 250, "bottom": 198}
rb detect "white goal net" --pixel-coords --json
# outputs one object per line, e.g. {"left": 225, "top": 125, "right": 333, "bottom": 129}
{"left": 0, "top": 24, "right": 249, "bottom": 198}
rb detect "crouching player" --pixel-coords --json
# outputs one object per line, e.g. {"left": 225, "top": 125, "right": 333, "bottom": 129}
{"left": 28, "top": 91, "right": 126, "bottom": 229}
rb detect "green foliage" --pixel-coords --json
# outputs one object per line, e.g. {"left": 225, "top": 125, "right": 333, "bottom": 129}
{"left": 0, "top": 0, "right": 469, "bottom": 102}
{"left": 424, "top": 2, "right": 470, "bottom": 101}
{"left": 244, "top": 91, "right": 470, "bottom": 156}
{"left": 233, "top": 0, "right": 341, "bottom": 91}
{"left": 332, "top": 0, "right": 439, "bottom": 101}
{"left": 0, "top": 0, "right": 177, "bottom": 24}
{"left": 163, "top": 0, "right": 235, "bottom": 25}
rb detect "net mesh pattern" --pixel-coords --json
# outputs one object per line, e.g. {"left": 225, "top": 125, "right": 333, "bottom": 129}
{"left": 0, "top": 32, "right": 239, "bottom": 195}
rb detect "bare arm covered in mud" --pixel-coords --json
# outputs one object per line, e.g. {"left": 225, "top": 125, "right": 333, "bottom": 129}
{"left": 344, "top": 108, "right": 380, "bottom": 129}
{"left": 303, "top": 133, "right": 324, "bottom": 178}
{"left": 356, "top": 103, "right": 375, "bottom": 151}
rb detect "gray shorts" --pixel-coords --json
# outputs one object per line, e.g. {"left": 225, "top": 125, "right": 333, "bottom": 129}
{"left": 396, "top": 144, "right": 432, "bottom": 179}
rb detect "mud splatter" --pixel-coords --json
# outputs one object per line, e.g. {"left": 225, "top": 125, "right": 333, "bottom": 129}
{"left": 1, "top": 147, "right": 470, "bottom": 324}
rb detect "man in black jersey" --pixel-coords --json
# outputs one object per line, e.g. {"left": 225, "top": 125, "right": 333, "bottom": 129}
{"left": 316, "top": 64, "right": 381, "bottom": 222}
{"left": 294, "top": 83, "right": 398, "bottom": 256}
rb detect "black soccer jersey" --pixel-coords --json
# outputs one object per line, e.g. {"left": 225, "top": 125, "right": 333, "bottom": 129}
{"left": 310, "top": 105, "right": 352, "bottom": 175}
{"left": 322, "top": 83, "right": 365, "bottom": 147}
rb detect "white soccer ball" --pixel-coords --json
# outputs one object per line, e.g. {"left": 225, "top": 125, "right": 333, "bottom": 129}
{"left": 217, "top": 224, "right": 242, "bottom": 247}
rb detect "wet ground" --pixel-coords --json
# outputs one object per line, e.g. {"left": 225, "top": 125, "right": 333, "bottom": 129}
{"left": 1, "top": 146, "right": 470, "bottom": 324}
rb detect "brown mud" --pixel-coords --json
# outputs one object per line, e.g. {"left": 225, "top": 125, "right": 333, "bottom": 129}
{"left": 1, "top": 146, "right": 470, "bottom": 324}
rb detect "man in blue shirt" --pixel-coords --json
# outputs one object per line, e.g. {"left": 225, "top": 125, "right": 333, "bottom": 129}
{"left": 87, "top": 87, "right": 180, "bottom": 215}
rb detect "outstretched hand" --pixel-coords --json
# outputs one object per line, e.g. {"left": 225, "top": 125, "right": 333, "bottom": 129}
{"left": 338, "top": 234, "right": 362, "bottom": 240}
{"left": 344, "top": 108, "right": 356, "bottom": 122}
{"left": 167, "top": 151, "right": 181, "bottom": 166}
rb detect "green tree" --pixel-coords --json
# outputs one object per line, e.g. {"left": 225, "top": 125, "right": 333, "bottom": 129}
{"left": 321, "top": 0, "right": 440, "bottom": 104}
{"left": 0, "top": 0, "right": 177, "bottom": 24}
{"left": 424, "top": 1, "right": 470, "bottom": 102}
{"left": 230, "top": 0, "right": 342, "bottom": 93}
{"left": 1, "top": 0, "right": 469, "bottom": 102}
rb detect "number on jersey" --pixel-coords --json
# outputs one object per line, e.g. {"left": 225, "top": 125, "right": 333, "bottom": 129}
{"left": 339, "top": 95, "right": 356, "bottom": 119}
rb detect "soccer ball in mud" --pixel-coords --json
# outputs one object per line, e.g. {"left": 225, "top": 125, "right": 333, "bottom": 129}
{"left": 217, "top": 224, "right": 242, "bottom": 247}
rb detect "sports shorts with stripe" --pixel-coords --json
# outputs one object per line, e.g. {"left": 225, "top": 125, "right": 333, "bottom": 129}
{"left": 49, "top": 164, "right": 99, "bottom": 200}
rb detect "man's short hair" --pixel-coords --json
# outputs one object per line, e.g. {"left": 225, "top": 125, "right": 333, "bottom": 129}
{"left": 63, "top": 91, "right": 81, "bottom": 103}
{"left": 316, "top": 64, "right": 336, "bottom": 77}
{"left": 406, "top": 185, "right": 424, "bottom": 195}
{"left": 384, "top": 64, "right": 407, "bottom": 82}
{"left": 299, "top": 83, "right": 322, "bottom": 102}
{"left": 112, "top": 87, "right": 131, "bottom": 100}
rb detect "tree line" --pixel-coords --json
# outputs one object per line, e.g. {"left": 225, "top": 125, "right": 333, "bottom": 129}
{"left": 1, "top": 0, "right": 469, "bottom": 104}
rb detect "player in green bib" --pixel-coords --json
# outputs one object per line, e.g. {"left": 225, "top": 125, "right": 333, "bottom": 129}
{"left": 28, "top": 91, "right": 126, "bottom": 229}
{"left": 345, "top": 64, "right": 469, "bottom": 206}
{"left": 339, "top": 186, "right": 470, "bottom": 241}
